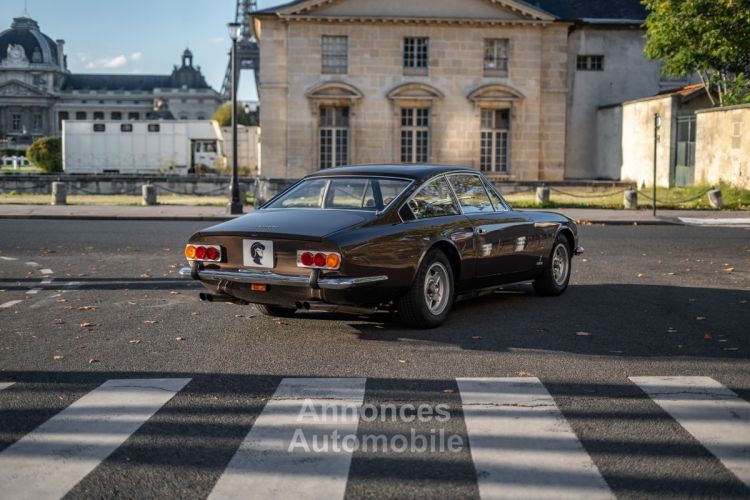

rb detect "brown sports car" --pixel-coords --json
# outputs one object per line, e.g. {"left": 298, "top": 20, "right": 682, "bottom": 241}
{"left": 180, "top": 165, "right": 583, "bottom": 328}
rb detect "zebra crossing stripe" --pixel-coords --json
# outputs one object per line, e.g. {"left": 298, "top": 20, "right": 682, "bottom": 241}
{"left": 0, "top": 378, "right": 190, "bottom": 500}
{"left": 630, "top": 376, "right": 750, "bottom": 489}
{"left": 0, "top": 382, "right": 14, "bottom": 390}
{"left": 457, "top": 377, "right": 613, "bottom": 499}
{"left": 208, "top": 377, "right": 366, "bottom": 500}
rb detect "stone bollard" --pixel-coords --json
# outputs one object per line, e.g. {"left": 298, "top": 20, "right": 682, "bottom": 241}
{"left": 623, "top": 189, "right": 638, "bottom": 210}
{"left": 535, "top": 185, "right": 550, "bottom": 205}
{"left": 142, "top": 184, "right": 157, "bottom": 206}
{"left": 51, "top": 182, "right": 67, "bottom": 206}
{"left": 707, "top": 189, "right": 724, "bottom": 209}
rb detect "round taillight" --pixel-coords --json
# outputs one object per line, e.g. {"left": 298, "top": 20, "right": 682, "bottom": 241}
{"left": 205, "top": 247, "right": 219, "bottom": 261}
{"left": 300, "top": 252, "right": 314, "bottom": 267}
{"left": 195, "top": 246, "right": 207, "bottom": 259}
{"left": 313, "top": 252, "right": 326, "bottom": 267}
{"left": 326, "top": 253, "right": 341, "bottom": 269}
{"left": 185, "top": 246, "right": 196, "bottom": 259}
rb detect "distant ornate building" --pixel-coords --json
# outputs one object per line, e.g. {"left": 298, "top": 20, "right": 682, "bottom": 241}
{"left": 0, "top": 17, "right": 223, "bottom": 151}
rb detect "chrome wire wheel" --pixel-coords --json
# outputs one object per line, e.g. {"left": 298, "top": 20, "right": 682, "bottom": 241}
{"left": 423, "top": 261, "right": 450, "bottom": 315}
{"left": 551, "top": 243, "right": 570, "bottom": 286}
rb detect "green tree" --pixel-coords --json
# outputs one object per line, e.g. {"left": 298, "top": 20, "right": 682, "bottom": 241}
{"left": 643, "top": 0, "right": 750, "bottom": 106}
{"left": 212, "top": 103, "right": 258, "bottom": 127}
{"left": 27, "top": 137, "right": 62, "bottom": 173}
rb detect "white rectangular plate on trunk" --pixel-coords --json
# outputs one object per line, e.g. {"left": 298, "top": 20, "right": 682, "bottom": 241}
{"left": 243, "top": 239, "right": 274, "bottom": 268}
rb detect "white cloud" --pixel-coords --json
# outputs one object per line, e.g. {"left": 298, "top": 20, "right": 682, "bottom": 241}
{"left": 130, "top": 52, "right": 142, "bottom": 61}
{"left": 78, "top": 53, "right": 89, "bottom": 62}
{"left": 84, "top": 55, "right": 129, "bottom": 69}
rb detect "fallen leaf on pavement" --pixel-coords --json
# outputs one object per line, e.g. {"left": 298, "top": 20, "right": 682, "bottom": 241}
{"left": 191, "top": 311, "right": 200, "bottom": 316}
{"left": 80, "top": 322, "right": 95, "bottom": 328}
{"left": 140, "top": 273, "right": 151, "bottom": 278}
{"left": 88, "top": 358, "right": 99, "bottom": 364}
{"left": 128, "top": 340, "right": 142, "bottom": 344}
{"left": 398, "top": 359, "right": 408, "bottom": 363}
{"left": 696, "top": 316, "right": 706, "bottom": 321}
{"left": 516, "top": 371, "right": 533, "bottom": 377}
{"left": 275, "top": 320, "right": 287, "bottom": 325}
{"left": 56, "top": 299, "right": 66, "bottom": 303}
{"left": 170, "top": 290, "right": 179, "bottom": 295}
{"left": 471, "top": 335, "right": 482, "bottom": 340}
{"left": 127, "top": 301, "right": 137, "bottom": 305}
{"left": 704, "top": 333, "right": 713, "bottom": 340}
{"left": 442, "top": 388, "right": 455, "bottom": 393}
{"left": 78, "top": 305, "right": 97, "bottom": 311}
{"left": 637, "top": 273, "right": 644, "bottom": 278}
{"left": 143, "top": 320, "right": 157, "bottom": 324}
{"left": 53, "top": 355, "right": 64, "bottom": 360}
{"left": 53, "top": 319, "right": 65, "bottom": 325}
{"left": 576, "top": 331, "right": 591, "bottom": 336}
{"left": 175, "top": 336, "right": 185, "bottom": 341}
{"left": 724, "top": 267, "right": 735, "bottom": 273}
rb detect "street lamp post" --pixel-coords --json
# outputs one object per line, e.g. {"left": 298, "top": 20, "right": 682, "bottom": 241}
{"left": 652, "top": 113, "right": 661, "bottom": 217}
{"left": 227, "top": 22, "right": 243, "bottom": 215}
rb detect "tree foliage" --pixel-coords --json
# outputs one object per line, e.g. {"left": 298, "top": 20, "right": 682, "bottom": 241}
{"left": 27, "top": 137, "right": 62, "bottom": 173}
{"left": 212, "top": 103, "right": 258, "bottom": 127}
{"left": 643, "top": 0, "right": 750, "bottom": 106}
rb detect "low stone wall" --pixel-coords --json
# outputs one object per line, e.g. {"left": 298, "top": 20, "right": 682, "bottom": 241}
{"left": 695, "top": 104, "right": 750, "bottom": 190}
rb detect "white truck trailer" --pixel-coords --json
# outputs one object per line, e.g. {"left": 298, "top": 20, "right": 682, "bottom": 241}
{"left": 62, "top": 120, "right": 224, "bottom": 174}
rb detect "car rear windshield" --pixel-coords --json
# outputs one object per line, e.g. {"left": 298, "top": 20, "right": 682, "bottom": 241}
{"left": 265, "top": 177, "right": 412, "bottom": 211}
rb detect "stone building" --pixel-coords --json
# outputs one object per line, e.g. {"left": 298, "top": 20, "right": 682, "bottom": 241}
{"left": 253, "top": 0, "right": 691, "bottom": 182}
{"left": 0, "top": 17, "right": 222, "bottom": 152}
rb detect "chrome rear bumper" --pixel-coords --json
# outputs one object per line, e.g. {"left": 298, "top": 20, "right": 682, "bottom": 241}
{"left": 179, "top": 266, "right": 388, "bottom": 290}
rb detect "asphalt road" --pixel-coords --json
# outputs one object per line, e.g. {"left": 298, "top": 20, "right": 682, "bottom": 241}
{"left": 0, "top": 219, "right": 748, "bottom": 499}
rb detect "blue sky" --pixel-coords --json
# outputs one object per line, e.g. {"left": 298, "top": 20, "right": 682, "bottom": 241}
{"left": 1, "top": 0, "right": 287, "bottom": 101}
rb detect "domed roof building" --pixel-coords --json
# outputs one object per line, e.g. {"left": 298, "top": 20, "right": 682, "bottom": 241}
{"left": 0, "top": 17, "right": 222, "bottom": 151}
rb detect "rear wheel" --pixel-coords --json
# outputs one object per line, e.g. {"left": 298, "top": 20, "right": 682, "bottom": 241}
{"left": 254, "top": 303, "right": 296, "bottom": 318}
{"left": 397, "top": 249, "right": 454, "bottom": 328}
{"left": 533, "top": 235, "right": 571, "bottom": 296}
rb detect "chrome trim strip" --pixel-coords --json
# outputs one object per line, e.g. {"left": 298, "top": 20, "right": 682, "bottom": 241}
{"left": 178, "top": 267, "right": 388, "bottom": 290}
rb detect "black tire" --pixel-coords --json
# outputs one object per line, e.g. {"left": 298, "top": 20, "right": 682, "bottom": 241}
{"left": 254, "top": 303, "right": 297, "bottom": 318}
{"left": 397, "top": 249, "right": 454, "bottom": 328}
{"left": 533, "top": 235, "right": 572, "bottom": 296}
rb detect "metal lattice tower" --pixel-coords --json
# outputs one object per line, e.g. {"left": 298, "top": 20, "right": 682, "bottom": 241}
{"left": 220, "top": 0, "right": 260, "bottom": 101}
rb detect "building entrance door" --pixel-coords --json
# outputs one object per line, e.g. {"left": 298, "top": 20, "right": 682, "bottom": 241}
{"left": 674, "top": 114, "right": 696, "bottom": 186}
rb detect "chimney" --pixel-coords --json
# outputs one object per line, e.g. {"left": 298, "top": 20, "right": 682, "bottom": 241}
{"left": 56, "top": 39, "right": 65, "bottom": 68}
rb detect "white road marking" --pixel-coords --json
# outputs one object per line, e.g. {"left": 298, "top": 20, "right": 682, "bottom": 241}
{"left": 631, "top": 376, "right": 750, "bottom": 489}
{"left": 0, "top": 378, "right": 190, "bottom": 500}
{"left": 457, "top": 377, "right": 613, "bottom": 499}
{"left": 0, "top": 256, "right": 18, "bottom": 261}
{"left": 25, "top": 288, "right": 41, "bottom": 295}
{"left": 679, "top": 217, "right": 750, "bottom": 227}
{"left": 39, "top": 269, "right": 54, "bottom": 275}
{"left": 24, "top": 261, "right": 40, "bottom": 267}
{"left": 209, "top": 377, "right": 366, "bottom": 500}
{"left": 0, "top": 382, "right": 14, "bottom": 390}
{"left": 0, "top": 300, "right": 23, "bottom": 309}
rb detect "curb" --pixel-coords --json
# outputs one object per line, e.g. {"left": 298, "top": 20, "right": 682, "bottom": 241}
{"left": 0, "top": 214, "right": 684, "bottom": 225}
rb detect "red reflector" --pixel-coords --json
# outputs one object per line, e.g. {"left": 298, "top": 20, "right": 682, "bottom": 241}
{"left": 205, "top": 247, "right": 219, "bottom": 261}
{"left": 250, "top": 283, "right": 267, "bottom": 292}
{"left": 313, "top": 252, "right": 326, "bottom": 267}
{"left": 300, "top": 252, "right": 314, "bottom": 267}
{"left": 195, "top": 246, "right": 207, "bottom": 259}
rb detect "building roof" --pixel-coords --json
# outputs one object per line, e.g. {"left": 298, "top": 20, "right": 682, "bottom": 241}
{"left": 61, "top": 74, "right": 171, "bottom": 91}
{"left": 255, "top": 0, "right": 648, "bottom": 21}
{"left": 0, "top": 17, "right": 59, "bottom": 65}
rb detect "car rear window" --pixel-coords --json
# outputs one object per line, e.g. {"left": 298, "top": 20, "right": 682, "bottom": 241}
{"left": 266, "top": 177, "right": 411, "bottom": 211}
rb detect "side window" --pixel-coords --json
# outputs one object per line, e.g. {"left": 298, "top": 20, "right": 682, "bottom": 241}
{"left": 483, "top": 179, "right": 508, "bottom": 211}
{"left": 447, "top": 174, "right": 494, "bottom": 213}
{"left": 407, "top": 177, "right": 459, "bottom": 219}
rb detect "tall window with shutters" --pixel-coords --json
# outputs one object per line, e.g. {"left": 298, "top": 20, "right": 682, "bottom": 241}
{"left": 400, "top": 108, "right": 430, "bottom": 163}
{"left": 319, "top": 106, "right": 350, "bottom": 169}
{"left": 480, "top": 109, "right": 510, "bottom": 173}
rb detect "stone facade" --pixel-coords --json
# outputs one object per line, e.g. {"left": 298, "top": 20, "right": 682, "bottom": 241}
{"left": 0, "top": 17, "right": 222, "bottom": 151}
{"left": 695, "top": 104, "right": 749, "bottom": 190}
{"left": 255, "top": 0, "right": 569, "bottom": 181}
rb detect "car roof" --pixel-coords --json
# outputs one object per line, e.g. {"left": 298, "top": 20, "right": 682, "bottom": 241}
{"left": 305, "top": 164, "right": 478, "bottom": 181}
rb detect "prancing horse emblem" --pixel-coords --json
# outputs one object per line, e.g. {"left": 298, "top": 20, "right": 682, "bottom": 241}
{"left": 250, "top": 242, "right": 266, "bottom": 265}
